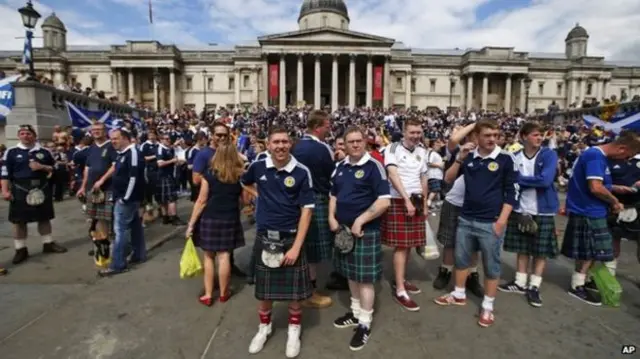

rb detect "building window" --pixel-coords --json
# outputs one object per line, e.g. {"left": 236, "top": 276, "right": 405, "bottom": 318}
{"left": 110, "top": 75, "right": 114, "bottom": 91}
{"left": 207, "top": 77, "right": 214, "bottom": 91}
{"left": 538, "top": 82, "right": 544, "bottom": 96}
{"left": 243, "top": 74, "right": 250, "bottom": 88}
{"left": 587, "top": 83, "right": 593, "bottom": 95}
{"left": 91, "top": 76, "right": 97, "bottom": 90}
{"left": 395, "top": 77, "right": 402, "bottom": 90}
{"left": 185, "top": 76, "right": 193, "bottom": 90}
{"left": 556, "top": 82, "right": 563, "bottom": 96}
{"left": 341, "top": 20, "right": 346, "bottom": 29}
{"left": 148, "top": 75, "right": 154, "bottom": 91}
{"left": 429, "top": 79, "right": 435, "bottom": 93}
{"left": 323, "top": 15, "right": 328, "bottom": 27}
{"left": 70, "top": 76, "right": 77, "bottom": 85}
{"left": 304, "top": 19, "right": 308, "bottom": 29}
{"left": 412, "top": 79, "right": 417, "bottom": 93}
{"left": 228, "top": 76, "right": 235, "bottom": 91}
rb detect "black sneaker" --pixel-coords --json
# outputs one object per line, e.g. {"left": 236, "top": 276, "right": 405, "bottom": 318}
{"left": 466, "top": 272, "right": 484, "bottom": 298}
{"left": 349, "top": 325, "right": 370, "bottom": 351}
{"left": 43, "top": 242, "right": 68, "bottom": 253}
{"left": 12, "top": 248, "right": 29, "bottom": 264}
{"left": 584, "top": 280, "right": 599, "bottom": 292}
{"left": 498, "top": 280, "right": 526, "bottom": 294}
{"left": 432, "top": 267, "right": 452, "bottom": 290}
{"left": 334, "top": 312, "right": 359, "bottom": 329}
{"left": 526, "top": 286, "right": 543, "bottom": 307}
{"left": 568, "top": 286, "right": 601, "bottom": 306}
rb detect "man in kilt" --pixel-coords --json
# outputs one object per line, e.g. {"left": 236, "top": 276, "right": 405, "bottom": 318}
{"left": 242, "top": 127, "right": 314, "bottom": 358}
{"left": 291, "top": 110, "right": 335, "bottom": 308}
{"left": 435, "top": 119, "right": 519, "bottom": 328}
{"left": 155, "top": 134, "right": 184, "bottom": 225}
{"left": 608, "top": 152, "right": 640, "bottom": 271}
{"left": 77, "top": 122, "right": 117, "bottom": 265}
{"left": 498, "top": 122, "right": 560, "bottom": 308}
{"left": 561, "top": 130, "right": 640, "bottom": 306}
{"left": 382, "top": 117, "right": 429, "bottom": 311}
{"left": 329, "top": 127, "right": 391, "bottom": 351}
{"left": 140, "top": 130, "right": 160, "bottom": 223}
{"left": 1, "top": 125, "right": 67, "bottom": 266}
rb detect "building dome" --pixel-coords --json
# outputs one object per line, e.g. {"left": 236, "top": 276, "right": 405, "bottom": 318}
{"left": 42, "top": 12, "right": 66, "bottom": 31}
{"left": 298, "top": 0, "right": 349, "bottom": 22}
{"left": 566, "top": 23, "right": 588, "bottom": 41}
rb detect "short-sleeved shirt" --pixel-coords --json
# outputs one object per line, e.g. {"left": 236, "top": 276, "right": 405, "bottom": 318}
{"left": 85, "top": 140, "right": 118, "bottom": 190}
{"left": 241, "top": 156, "right": 315, "bottom": 232}
{"left": 384, "top": 142, "right": 428, "bottom": 198}
{"left": 192, "top": 146, "right": 216, "bottom": 174}
{"left": 609, "top": 154, "right": 640, "bottom": 205}
{"left": 291, "top": 134, "right": 335, "bottom": 195}
{"left": 330, "top": 153, "right": 391, "bottom": 229}
{"left": 140, "top": 141, "right": 159, "bottom": 173}
{"left": 112, "top": 144, "right": 145, "bottom": 203}
{"left": 157, "top": 145, "right": 175, "bottom": 178}
{"left": 566, "top": 147, "right": 612, "bottom": 218}
{"left": 1, "top": 143, "right": 55, "bottom": 181}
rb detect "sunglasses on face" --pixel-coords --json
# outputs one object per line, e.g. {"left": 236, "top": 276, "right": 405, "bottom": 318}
{"left": 214, "top": 133, "right": 228, "bottom": 138}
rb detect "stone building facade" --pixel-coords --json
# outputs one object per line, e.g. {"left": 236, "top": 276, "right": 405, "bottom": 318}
{"left": 1, "top": 0, "right": 639, "bottom": 113}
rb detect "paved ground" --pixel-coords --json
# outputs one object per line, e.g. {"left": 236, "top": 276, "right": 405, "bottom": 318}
{"left": 1, "top": 197, "right": 640, "bottom": 359}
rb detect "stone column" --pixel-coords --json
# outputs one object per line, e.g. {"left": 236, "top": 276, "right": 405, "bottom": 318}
{"left": 127, "top": 69, "right": 134, "bottom": 101}
{"left": 234, "top": 68, "right": 241, "bottom": 106}
{"left": 383, "top": 56, "right": 390, "bottom": 109}
{"left": 602, "top": 80, "right": 609, "bottom": 100}
{"left": 153, "top": 71, "right": 159, "bottom": 111}
{"left": 519, "top": 77, "right": 526, "bottom": 111}
{"left": 253, "top": 67, "right": 260, "bottom": 105}
{"left": 314, "top": 54, "right": 321, "bottom": 109}
{"left": 117, "top": 70, "right": 124, "bottom": 102}
{"left": 331, "top": 54, "right": 339, "bottom": 112}
{"left": 262, "top": 59, "right": 269, "bottom": 105}
{"left": 365, "top": 56, "right": 372, "bottom": 108}
{"left": 481, "top": 73, "right": 488, "bottom": 110}
{"left": 279, "top": 54, "right": 286, "bottom": 109}
{"left": 349, "top": 54, "right": 356, "bottom": 110}
{"left": 578, "top": 78, "right": 585, "bottom": 105}
{"left": 169, "top": 69, "right": 176, "bottom": 113}
{"left": 466, "top": 74, "right": 474, "bottom": 110}
{"left": 405, "top": 71, "right": 412, "bottom": 108}
{"left": 297, "top": 54, "right": 304, "bottom": 104}
{"left": 504, "top": 74, "right": 512, "bottom": 113}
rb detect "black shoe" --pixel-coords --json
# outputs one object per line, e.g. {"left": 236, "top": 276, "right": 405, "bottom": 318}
{"left": 526, "top": 286, "right": 543, "bottom": 308}
{"left": 432, "top": 267, "right": 452, "bottom": 290}
{"left": 584, "top": 280, "right": 599, "bottom": 292}
{"left": 349, "top": 325, "right": 371, "bottom": 351}
{"left": 568, "top": 286, "right": 601, "bottom": 306}
{"left": 0, "top": 268, "right": 8, "bottom": 276}
{"left": 162, "top": 216, "right": 171, "bottom": 225}
{"left": 326, "top": 274, "right": 349, "bottom": 291}
{"left": 43, "top": 242, "right": 68, "bottom": 254}
{"left": 12, "top": 248, "right": 29, "bottom": 264}
{"left": 231, "top": 265, "right": 246, "bottom": 278}
{"left": 333, "top": 312, "right": 359, "bottom": 329}
{"left": 171, "top": 216, "right": 186, "bottom": 226}
{"left": 465, "top": 272, "right": 484, "bottom": 298}
{"left": 497, "top": 280, "right": 527, "bottom": 294}
{"left": 246, "top": 276, "right": 255, "bottom": 285}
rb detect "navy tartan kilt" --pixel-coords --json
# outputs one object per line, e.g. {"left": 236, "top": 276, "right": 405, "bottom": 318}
{"left": 254, "top": 234, "right": 313, "bottom": 302}
{"left": 154, "top": 176, "right": 178, "bottom": 204}
{"left": 561, "top": 214, "right": 613, "bottom": 262}
{"left": 334, "top": 228, "right": 382, "bottom": 284}
{"left": 436, "top": 200, "right": 461, "bottom": 249}
{"left": 198, "top": 216, "right": 245, "bottom": 253}
{"left": 305, "top": 193, "right": 334, "bottom": 263}
{"left": 503, "top": 213, "right": 558, "bottom": 259}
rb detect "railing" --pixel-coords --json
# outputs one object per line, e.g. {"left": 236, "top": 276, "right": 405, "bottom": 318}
{"left": 528, "top": 100, "right": 640, "bottom": 125}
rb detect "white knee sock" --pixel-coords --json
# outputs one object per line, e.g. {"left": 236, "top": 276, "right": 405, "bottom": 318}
{"left": 350, "top": 297, "right": 361, "bottom": 318}
{"left": 14, "top": 239, "right": 26, "bottom": 249}
{"left": 359, "top": 309, "right": 373, "bottom": 329}
{"left": 41, "top": 235, "right": 53, "bottom": 244}
{"left": 604, "top": 260, "right": 617, "bottom": 277}
{"left": 571, "top": 272, "right": 586, "bottom": 290}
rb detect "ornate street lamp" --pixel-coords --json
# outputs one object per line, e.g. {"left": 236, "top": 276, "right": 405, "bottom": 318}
{"left": 524, "top": 76, "right": 533, "bottom": 114}
{"left": 18, "top": 1, "right": 41, "bottom": 81}
{"left": 448, "top": 71, "right": 456, "bottom": 110}
{"left": 201, "top": 69, "right": 208, "bottom": 111}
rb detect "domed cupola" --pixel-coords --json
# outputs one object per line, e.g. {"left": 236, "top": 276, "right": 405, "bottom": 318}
{"left": 565, "top": 23, "right": 589, "bottom": 59}
{"left": 298, "top": 0, "right": 350, "bottom": 30}
{"left": 41, "top": 12, "right": 67, "bottom": 51}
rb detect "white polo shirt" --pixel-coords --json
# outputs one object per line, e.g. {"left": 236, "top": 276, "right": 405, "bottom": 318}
{"left": 384, "top": 142, "right": 428, "bottom": 199}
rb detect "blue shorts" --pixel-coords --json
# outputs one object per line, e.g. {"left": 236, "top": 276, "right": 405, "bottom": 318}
{"left": 454, "top": 216, "right": 503, "bottom": 279}
{"left": 428, "top": 179, "right": 442, "bottom": 193}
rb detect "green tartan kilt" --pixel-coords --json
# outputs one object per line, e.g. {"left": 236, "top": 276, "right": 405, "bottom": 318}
{"left": 305, "top": 193, "right": 334, "bottom": 264}
{"left": 254, "top": 243, "right": 313, "bottom": 302}
{"left": 503, "top": 213, "right": 559, "bottom": 259}
{"left": 561, "top": 214, "right": 613, "bottom": 262}
{"left": 334, "top": 228, "right": 382, "bottom": 284}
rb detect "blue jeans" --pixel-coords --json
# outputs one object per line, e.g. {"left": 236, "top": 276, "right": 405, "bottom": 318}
{"left": 111, "top": 200, "right": 146, "bottom": 271}
{"left": 454, "top": 217, "right": 503, "bottom": 279}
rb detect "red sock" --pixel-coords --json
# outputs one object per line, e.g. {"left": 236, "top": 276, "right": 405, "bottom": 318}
{"left": 288, "top": 309, "right": 301, "bottom": 325}
{"left": 258, "top": 310, "right": 271, "bottom": 325}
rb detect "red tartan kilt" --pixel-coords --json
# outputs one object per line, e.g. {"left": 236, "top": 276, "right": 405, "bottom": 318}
{"left": 381, "top": 198, "right": 426, "bottom": 248}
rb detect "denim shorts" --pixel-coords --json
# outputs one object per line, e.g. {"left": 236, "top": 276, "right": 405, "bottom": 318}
{"left": 454, "top": 216, "right": 504, "bottom": 279}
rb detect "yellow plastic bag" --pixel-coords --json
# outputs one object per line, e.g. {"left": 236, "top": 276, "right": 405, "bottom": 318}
{"left": 180, "top": 236, "right": 203, "bottom": 279}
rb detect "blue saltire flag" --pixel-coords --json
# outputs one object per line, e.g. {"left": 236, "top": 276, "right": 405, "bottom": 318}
{"left": 66, "top": 101, "right": 113, "bottom": 130}
{"left": 21, "top": 30, "right": 33, "bottom": 66}
{"left": 0, "top": 75, "right": 21, "bottom": 125}
{"left": 236, "top": 133, "right": 250, "bottom": 154}
{"left": 583, "top": 108, "right": 640, "bottom": 134}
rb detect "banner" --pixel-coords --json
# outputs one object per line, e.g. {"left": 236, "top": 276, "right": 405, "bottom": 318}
{"left": 0, "top": 75, "right": 20, "bottom": 125}
{"left": 269, "top": 64, "right": 279, "bottom": 100}
{"left": 66, "top": 101, "right": 113, "bottom": 130}
{"left": 373, "top": 66, "right": 383, "bottom": 101}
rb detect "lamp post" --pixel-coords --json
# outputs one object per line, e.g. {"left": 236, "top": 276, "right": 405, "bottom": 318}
{"left": 524, "top": 76, "right": 532, "bottom": 114}
{"left": 153, "top": 68, "right": 161, "bottom": 111}
{"left": 202, "top": 69, "right": 208, "bottom": 111}
{"left": 448, "top": 71, "right": 456, "bottom": 110}
{"left": 18, "top": 0, "right": 41, "bottom": 81}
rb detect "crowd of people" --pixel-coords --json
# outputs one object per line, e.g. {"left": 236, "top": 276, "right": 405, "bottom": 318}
{"left": 1, "top": 104, "right": 639, "bottom": 357}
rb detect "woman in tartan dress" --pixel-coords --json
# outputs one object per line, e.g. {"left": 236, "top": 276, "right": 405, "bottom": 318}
{"left": 498, "top": 122, "right": 559, "bottom": 308}
{"left": 328, "top": 127, "right": 391, "bottom": 351}
{"left": 186, "top": 143, "right": 250, "bottom": 307}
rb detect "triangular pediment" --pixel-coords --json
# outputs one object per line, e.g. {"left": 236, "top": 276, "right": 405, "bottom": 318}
{"left": 258, "top": 28, "right": 395, "bottom": 45}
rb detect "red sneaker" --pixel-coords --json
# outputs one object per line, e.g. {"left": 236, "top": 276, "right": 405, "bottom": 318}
{"left": 393, "top": 293, "right": 420, "bottom": 311}
{"left": 478, "top": 309, "right": 495, "bottom": 328}
{"left": 433, "top": 293, "right": 467, "bottom": 306}
{"left": 404, "top": 281, "right": 421, "bottom": 295}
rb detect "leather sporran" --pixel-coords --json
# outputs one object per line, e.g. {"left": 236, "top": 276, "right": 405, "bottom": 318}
{"left": 516, "top": 213, "right": 539, "bottom": 235}
{"left": 25, "top": 188, "right": 45, "bottom": 206}
{"left": 91, "top": 189, "right": 106, "bottom": 204}
{"left": 334, "top": 225, "right": 355, "bottom": 254}
{"left": 410, "top": 193, "right": 425, "bottom": 216}
{"left": 259, "top": 231, "right": 286, "bottom": 268}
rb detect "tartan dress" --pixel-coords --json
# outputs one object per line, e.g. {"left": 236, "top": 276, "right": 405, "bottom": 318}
{"left": 561, "top": 214, "right": 613, "bottom": 262}
{"left": 334, "top": 228, "right": 382, "bottom": 284}
{"left": 381, "top": 198, "right": 427, "bottom": 248}
{"left": 503, "top": 213, "right": 558, "bottom": 258}
{"left": 305, "top": 193, "right": 334, "bottom": 263}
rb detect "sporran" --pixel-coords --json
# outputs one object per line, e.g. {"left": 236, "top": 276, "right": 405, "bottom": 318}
{"left": 260, "top": 231, "right": 286, "bottom": 268}
{"left": 334, "top": 225, "right": 355, "bottom": 254}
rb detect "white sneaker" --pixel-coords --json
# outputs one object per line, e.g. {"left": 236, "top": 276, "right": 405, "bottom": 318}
{"left": 248, "top": 323, "right": 272, "bottom": 354}
{"left": 285, "top": 324, "right": 301, "bottom": 358}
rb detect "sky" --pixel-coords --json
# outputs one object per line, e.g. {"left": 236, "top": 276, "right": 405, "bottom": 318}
{"left": 0, "top": 0, "right": 639, "bottom": 60}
